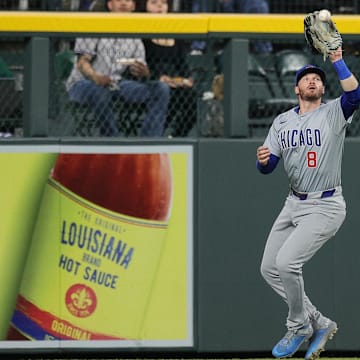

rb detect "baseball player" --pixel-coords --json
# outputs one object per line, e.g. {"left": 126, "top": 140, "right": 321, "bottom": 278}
{"left": 256, "top": 46, "right": 360, "bottom": 360}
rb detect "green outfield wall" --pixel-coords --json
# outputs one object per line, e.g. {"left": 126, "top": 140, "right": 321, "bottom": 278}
{"left": 197, "top": 138, "right": 360, "bottom": 354}
{"left": 0, "top": 138, "right": 359, "bottom": 357}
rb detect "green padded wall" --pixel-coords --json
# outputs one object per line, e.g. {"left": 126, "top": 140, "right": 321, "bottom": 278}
{"left": 197, "top": 138, "right": 360, "bottom": 354}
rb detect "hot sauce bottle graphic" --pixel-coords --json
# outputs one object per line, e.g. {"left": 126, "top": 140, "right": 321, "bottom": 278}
{"left": 8, "top": 153, "right": 172, "bottom": 340}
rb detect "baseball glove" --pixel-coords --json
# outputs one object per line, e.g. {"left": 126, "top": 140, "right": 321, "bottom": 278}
{"left": 304, "top": 10, "right": 342, "bottom": 61}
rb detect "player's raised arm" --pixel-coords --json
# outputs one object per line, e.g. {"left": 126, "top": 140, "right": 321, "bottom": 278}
{"left": 329, "top": 47, "right": 359, "bottom": 92}
{"left": 330, "top": 47, "right": 360, "bottom": 119}
{"left": 304, "top": 10, "right": 360, "bottom": 115}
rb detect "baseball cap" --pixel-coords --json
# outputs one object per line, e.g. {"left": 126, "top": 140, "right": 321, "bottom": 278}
{"left": 295, "top": 64, "right": 326, "bottom": 85}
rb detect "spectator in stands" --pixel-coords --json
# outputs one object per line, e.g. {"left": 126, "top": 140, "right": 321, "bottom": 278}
{"left": 191, "top": 0, "right": 218, "bottom": 12}
{"left": 191, "top": 0, "right": 273, "bottom": 54}
{"left": 223, "top": 0, "right": 273, "bottom": 53}
{"left": 220, "top": 0, "right": 270, "bottom": 13}
{"left": 65, "top": 0, "right": 170, "bottom": 136}
{"left": 188, "top": 0, "right": 220, "bottom": 52}
{"left": 78, "top": 0, "right": 104, "bottom": 10}
{"left": 59, "top": 0, "right": 106, "bottom": 11}
{"left": 139, "top": 0, "right": 198, "bottom": 137}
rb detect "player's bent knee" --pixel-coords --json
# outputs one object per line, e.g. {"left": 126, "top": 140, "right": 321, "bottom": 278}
{"left": 260, "top": 261, "right": 273, "bottom": 282}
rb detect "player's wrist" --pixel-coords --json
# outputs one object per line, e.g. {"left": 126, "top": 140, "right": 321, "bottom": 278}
{"left": 332, "top": 59, "right": 352, "bottom": 80}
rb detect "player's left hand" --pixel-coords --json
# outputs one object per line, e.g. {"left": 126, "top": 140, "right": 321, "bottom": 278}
{"left": 257, "top": 146, "right": 271, "bottom": 166}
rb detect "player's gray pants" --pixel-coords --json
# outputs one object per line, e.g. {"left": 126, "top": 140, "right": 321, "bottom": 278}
{"left": 260, "top": 190, "right": 346, "bottom": 331}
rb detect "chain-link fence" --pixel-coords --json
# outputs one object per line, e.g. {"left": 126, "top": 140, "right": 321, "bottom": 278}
{"left": 2, "top": 35, "right": 360, "bottom": 139}
{"left": 47, "top": 36, "right": 215, "bottom": 137}
{"left": 0, "top": 37, "right": 24, "bottom": 137}
{"left": 246, "top": 38, "right": 360, "bottom": 137}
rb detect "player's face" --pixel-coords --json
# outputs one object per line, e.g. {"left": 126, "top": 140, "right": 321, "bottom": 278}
{"left": 146, "top": 0, "right": 168, "bottom": 13}
{"left": 295, "top": 73, "right": 325, "bottom": 101}
{"left": 107, "top": 0, "right": 135, "bottom": 13}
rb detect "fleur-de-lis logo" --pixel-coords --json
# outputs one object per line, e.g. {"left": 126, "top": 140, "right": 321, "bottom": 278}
{"left": 71, "top": 288, "right": 93, "bottom": 310}
{"left": 65, "top": 284, "right": 97, "bottom": 318}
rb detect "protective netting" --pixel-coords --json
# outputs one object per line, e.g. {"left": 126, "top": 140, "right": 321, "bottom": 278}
{"left": 1, "top": 36, "right": 360, "bottom": 139}
{"left": 48, "top": 37, "right": 214, "bottom": 137}
{"left": 0, "top": 37, "right": 24, "bottom": 137}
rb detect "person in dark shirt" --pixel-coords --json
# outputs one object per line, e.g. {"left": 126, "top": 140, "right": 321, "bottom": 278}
{"left": 139, "top": 0, "right": 198, "bottom": 137}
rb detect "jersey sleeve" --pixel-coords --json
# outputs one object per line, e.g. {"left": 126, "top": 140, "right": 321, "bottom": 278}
{"left": 341, "top": 87, "right": 360, "bottom": 120}
{"left": 263, "top": 118, "right": 282, "bottom": 158}
{"left": 326, "top": 98, "right": 351, "bottom": 135}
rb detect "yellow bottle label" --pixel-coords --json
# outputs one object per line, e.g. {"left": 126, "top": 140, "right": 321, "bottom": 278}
{"left": 13, "top": 178, "right": 169, "bottom": 340}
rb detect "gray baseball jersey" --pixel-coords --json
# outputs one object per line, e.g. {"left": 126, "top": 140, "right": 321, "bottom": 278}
{"left": 264, "top": 98, "right": 352, "bottom": 192}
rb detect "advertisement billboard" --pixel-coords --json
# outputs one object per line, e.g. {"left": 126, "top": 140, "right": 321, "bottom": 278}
{"left": 0, "top": 144, "right": 193, "bottom": 349}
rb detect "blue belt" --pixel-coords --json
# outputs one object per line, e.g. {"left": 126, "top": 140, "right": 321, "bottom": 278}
{"left": 291, "top": 188, "right": 336, "bottom": 200}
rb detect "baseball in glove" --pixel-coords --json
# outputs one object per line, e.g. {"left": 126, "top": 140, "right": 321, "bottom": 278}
{"left": 304, "top": 10, "right": 342, "bottom": 61}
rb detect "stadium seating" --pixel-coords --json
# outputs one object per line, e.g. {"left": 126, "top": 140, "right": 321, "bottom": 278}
{"left": 248, "top": 53, "right": 298, "bottom": 137}
{"left": 275, "top": 49, "right": 312, "bottom": 100}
